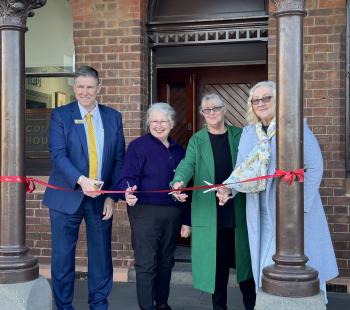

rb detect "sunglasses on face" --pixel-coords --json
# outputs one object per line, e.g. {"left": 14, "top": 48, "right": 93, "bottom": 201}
{"left": 251, "top": 95, "right": 272, "bottom": 106}
{"left": 201, "top": 105, "right": 225, "bottom": 115}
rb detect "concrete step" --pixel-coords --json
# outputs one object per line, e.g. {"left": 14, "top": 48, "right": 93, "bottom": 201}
{"left": 128, "top": 261, "right": 239, "bottom": 287}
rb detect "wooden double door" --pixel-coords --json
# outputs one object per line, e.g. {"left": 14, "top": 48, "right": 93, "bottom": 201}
{"left": 157, "top": 64, "right": 267, "bottom": 148}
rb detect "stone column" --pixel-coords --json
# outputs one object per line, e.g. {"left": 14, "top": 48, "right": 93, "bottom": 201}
{"left": 261, "top": 0, "right": 320, "bottom": 297}
{"left": 0, "top": 2, "right": 51, "bottom": 308}
{"left": 0, "top": 0, "right": 46, "bottom": 284}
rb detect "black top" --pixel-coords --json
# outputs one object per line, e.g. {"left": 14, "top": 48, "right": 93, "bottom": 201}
{"left": 208, "top": 131, "right": 235, "bottom": 229}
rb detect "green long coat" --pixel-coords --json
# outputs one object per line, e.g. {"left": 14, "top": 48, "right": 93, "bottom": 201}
{"left": 172, "top": 125, "right": 252, "bottom": 293}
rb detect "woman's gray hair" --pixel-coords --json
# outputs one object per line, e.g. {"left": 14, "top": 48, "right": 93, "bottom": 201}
{"left": 200, "top": 93, "right": 226, "bottom": 111}
{"left": 146, "top": 102, "right": 176, "bottom": 129}
{"left": 246, "top": 81, "right": 276, "bottom": 124}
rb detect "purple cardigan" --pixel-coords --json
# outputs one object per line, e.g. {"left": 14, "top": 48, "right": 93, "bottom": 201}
{"left": 117, "top": 133, "right": 185, "bottom": 207}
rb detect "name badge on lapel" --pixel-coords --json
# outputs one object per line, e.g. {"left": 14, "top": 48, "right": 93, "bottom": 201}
{"left": 74, "top": 119, "right": 84, "bottom": 124}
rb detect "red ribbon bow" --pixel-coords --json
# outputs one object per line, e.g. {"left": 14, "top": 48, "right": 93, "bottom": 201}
{"left": 25, "top": 177, "right": 36, "bottom": 193}
{"left": 274, "top": 169, "right": 304, "bottom": 185}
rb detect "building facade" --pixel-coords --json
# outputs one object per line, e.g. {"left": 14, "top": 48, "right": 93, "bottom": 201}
{"left": 24, "top": 0, "right": 350, "bottom": 280}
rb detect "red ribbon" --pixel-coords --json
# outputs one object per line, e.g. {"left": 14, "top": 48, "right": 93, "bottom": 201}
{"left": 274, "top": 169, "right": 305, "bottom": 185}
{"left": 0, "top": 169, "right": 304, "bottom": 194}
{"left": 0, "top": 176, "right": 36, "bottom": 193}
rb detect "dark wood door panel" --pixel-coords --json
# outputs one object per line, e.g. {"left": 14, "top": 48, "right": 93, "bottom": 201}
{"left": 158, "top": 69, "right": 195, "bottom": 148}
{"left": 170, "top": 84, "right": 188, "bottom": 147}
{"left": 203, "top": 83, "right": 250, "bottom": 127}
{"left": 197, "top": 65, "right": 267, "bottom": 129}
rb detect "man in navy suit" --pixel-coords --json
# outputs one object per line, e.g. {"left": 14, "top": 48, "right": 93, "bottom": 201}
{"left": 44, "top": 66, "right": 125, "bottom": 310}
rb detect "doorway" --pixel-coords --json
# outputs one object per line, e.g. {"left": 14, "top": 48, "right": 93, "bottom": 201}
{"left": 157, "top": 64, "right": 267, "bottom": 255}
{"left": 148, "top": 0, "right": 269, "bottom": 259}
{"left": 157, "top": 64, "right": 267, "bottom": 145}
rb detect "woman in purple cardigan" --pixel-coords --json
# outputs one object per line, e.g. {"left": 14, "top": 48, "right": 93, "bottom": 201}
{"left": 117, "top": 102, "right": 190, "bottom": 310}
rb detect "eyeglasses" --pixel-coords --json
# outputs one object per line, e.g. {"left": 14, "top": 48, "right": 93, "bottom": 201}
{"left": 150, "top": 120, "right": 169, "bottom": 126}
{"left": 251, "top": 96, "right": 272, "bottom": 106}
{"left": 201, "top": 106, "right": 225, "bottom": 115}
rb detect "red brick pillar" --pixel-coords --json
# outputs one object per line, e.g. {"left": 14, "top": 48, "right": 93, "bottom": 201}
{"left": 70, "top": 0, "right": 149, "bottom": 269}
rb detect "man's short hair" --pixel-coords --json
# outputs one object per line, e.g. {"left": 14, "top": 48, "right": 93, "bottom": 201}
{"left": 74, "top": 66, "right": 100, "bottom": 84}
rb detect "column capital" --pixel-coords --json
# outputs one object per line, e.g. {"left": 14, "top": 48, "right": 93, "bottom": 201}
{"left": 273, "top": 0, "right": 306, "bottom": 16}
{"left": 0, "top": 0, "right": 46, "bottom": 30}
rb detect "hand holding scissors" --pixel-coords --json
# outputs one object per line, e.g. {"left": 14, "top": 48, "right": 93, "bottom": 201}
{"left": 125, "top": 182, "right": 138, "bottom": 206}
{"left": 202, "top": 180, "right": 232, "bottom": 206}
{"left": 169, "top": 181, "right": 188, "bottom": 202}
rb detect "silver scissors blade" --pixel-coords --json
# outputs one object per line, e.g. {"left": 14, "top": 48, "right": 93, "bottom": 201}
{"left": 203, "top": 180, "right": 217, "bottom": 193}
{"left": 203, "top": 180, "right": 227, "bottom": 194}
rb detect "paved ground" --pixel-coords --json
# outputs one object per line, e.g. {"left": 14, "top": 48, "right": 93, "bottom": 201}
{"left": 53, "top": 280, "right": 350, "bottom": 310}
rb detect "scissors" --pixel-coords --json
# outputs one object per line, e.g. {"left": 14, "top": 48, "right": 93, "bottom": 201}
{"left": 168, "top": 184, "right": 181, "bottom": 195}
{"left": 127, "top": 181, "right": 135, "bottom": 193}
{"left": 202, "top": 180, "right": 225, "bottom": 194}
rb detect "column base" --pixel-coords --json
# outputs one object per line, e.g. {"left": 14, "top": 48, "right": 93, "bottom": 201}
{"left": 0, "top": 253, "right": 38, "bottom": 283}
{"left": 262, "top": 263, "right": 320, "bottom": 296}
{"left": 0, "top": 275, "right": 52, "bottom": 309}
{"left": 255, "top": 288, "right": 326, "bottom": 310}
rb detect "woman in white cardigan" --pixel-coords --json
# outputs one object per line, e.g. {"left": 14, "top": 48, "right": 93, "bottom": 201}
{"left": 216, "top": 81, "right": 338, "bottom": 302}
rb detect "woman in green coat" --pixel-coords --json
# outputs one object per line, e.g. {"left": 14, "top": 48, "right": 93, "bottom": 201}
{"left": 171, "top": 93, "right": 256, "bottom": 310}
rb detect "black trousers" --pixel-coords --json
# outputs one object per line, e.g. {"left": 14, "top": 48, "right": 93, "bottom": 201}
{"left": 128, "top": 204, "right": 182, "bottom": 310}
{"left": 212, "top": 228, "right": 256, "bottom": 310}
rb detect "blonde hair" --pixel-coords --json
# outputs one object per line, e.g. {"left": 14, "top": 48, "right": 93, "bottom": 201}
{"left": 246, "top": 81, "right": 276, "bottom": 124}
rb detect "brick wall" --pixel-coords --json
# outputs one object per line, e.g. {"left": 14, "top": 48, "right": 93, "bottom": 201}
{"left": 268, "top": 0, "right": 350, "bottom": 276}
{"left": 26, "top": 190, "right": 51, "bottom": 265}
{"left": 27, "top": 0, "right": 350, "bottom": 278}
{"left": 27, "top": 0, "right": 149, "bottom": 269}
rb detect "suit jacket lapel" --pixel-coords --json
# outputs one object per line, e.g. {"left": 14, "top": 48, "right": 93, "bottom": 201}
{"left": 99, "top": 104, "right": 109, "bottom": 180}
{"left": 70, "top": 102, "right": 88, "bottom": 159}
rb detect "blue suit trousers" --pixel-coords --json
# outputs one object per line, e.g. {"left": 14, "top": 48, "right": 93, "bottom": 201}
{"left": 49, "top": 197, "right": 113, "bottom": 310}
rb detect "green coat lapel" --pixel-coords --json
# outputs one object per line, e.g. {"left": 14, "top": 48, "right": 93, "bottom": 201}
{"left": 197, "top": 128, "right": 215, "bottom": 182}
{"left": 197, "top": 125, "right": 241, "bottom": 181}
{"left": 227, "top": 125, "right": 241, "bottom": 167}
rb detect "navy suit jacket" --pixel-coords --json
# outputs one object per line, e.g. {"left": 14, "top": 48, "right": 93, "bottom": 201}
{"left": 43, "top": 101, "right": 125, "bottom": 214}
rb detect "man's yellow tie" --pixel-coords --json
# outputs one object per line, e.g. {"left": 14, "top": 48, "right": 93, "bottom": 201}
{"left": 86, "top": 113, "right": 98, "bottom": 180}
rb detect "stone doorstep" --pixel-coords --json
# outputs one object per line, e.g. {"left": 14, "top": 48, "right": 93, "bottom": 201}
{"left": 39, "top": 262, "right": 238, "bottom": 286}
{"left": 39, "top": 264, "right": 350, "bottom": 293}
{"left": 128, "top": 262, "right": 238, "bottom": 287}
